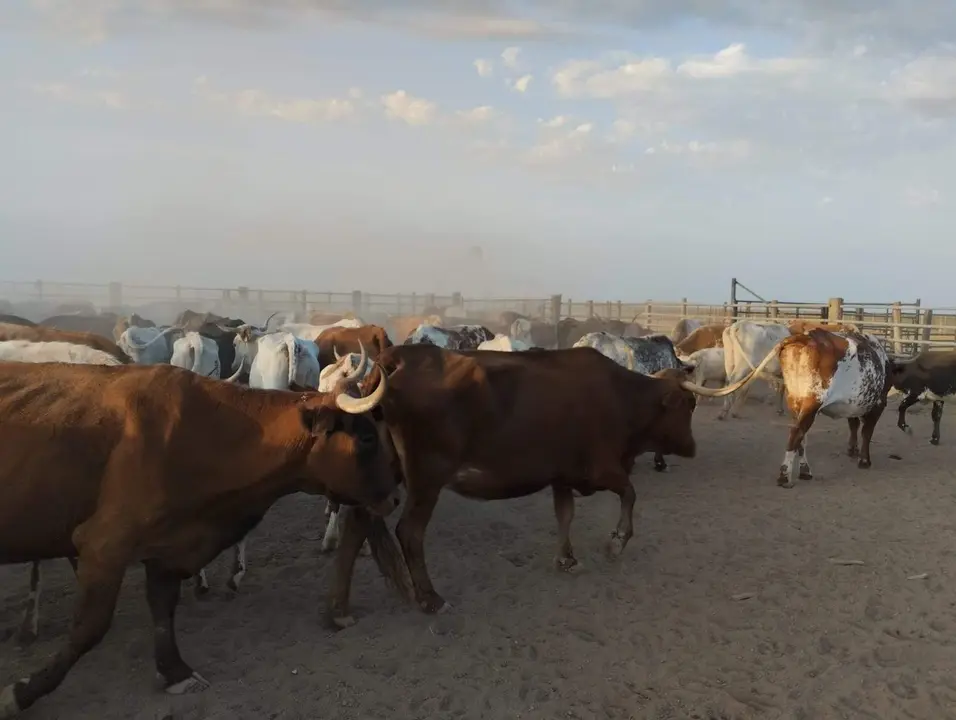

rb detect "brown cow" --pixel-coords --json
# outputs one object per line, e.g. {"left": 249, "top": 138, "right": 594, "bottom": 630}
{"left": 309, "top": 311, "right": 362, "bottom": 325}
{"left": 557, "top": 317, "right": 627, "bottom": 348}
{"left": 0, "top": 323, "right": 130, "bottom": 363}
{"left": 388, "top": 314, "right": 443, "bottom": 344}
{"left": 788, "top": 319, "right": 860, "bottom": 335}
{"left": 325, "top": 344, "right": 747, "bottom": 624}
{"left": 316, "top": 325, "right": 393, "bottom": 367}
{"left": 0, "top": 362, "right": 398, "bottom": 716}
{"left": 675, "top": 323, "right": 728, "bottom": 356}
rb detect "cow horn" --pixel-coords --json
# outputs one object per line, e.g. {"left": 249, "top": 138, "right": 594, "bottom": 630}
{"left": 344, "top": 340, "right": 367, "bottom": 383}
{"left": 335, "top": 362, "right": 386, "bottom": 414}
{"left": 124, "top": 325, "right": 181, "bottom": 349}
{"left": 223, "top": 357, "right": 245, "bottom": 382}
{"left": 679, "top": 340, "right": 784, "bottom": 397}
{"left": 257, "top": 311, "right": 278, "bottom": 333}
{"left": 333, "top": 346, "right": 342, "bottom": 362}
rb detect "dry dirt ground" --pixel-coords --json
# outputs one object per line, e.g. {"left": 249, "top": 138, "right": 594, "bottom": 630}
{"left": 3, "top": 390, "right": 956, "bottom": 720}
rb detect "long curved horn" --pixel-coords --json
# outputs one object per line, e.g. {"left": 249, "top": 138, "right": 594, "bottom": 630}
{"left": 333, "top": 346, "right": 342, "bottom": 362}
{"left": 680, "top": 339, "right": 784, "bottom": 398}
{"left": 223, "top": 357, "right": 245, "bottom": 382}
{"left": 124, "top": 325, "right": 181, "bottom": 349}
{"left": 257, "top": 311, "right": 278, "bottom": 333}
{"left": 343, "top": 339, "right": 367, "bottom": 384}
{"left": 335, "top": 362, "right": 387, "bottom": 414}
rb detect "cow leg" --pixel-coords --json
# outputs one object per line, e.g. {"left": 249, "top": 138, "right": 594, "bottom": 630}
{"left": 0, "top": 554, "right": 124, "bottom": 717}
{"left": 775, "top": 381, "right": 786, "bottom": 416}
{"left": 896, "top": 391, "right": 921, "bottom": 434}
{"left": 327, "top": 507, "right": 373, "bottom": 629}
{"left": 321, "top": 504, "right": 340, "bottom": 553}
{"left": 778, "top": 405, "right": 817, "bottom": 488}
{"left": 226, "top": 540, "right": 247, "bottom": 591}
{"left": 718, "top": 368, "right": 750, "bottom": 420}
{"left": 652, "top": 451, "right": 667, "bottom": 472}
{"left": 847, "top": 417, "right": 860, "bottom": 457}
{"left": 144, "top": 561, "right": 209, "bottom": 694}
{"left": 605, "top": 473, "right": 637, "bottom": 558}
{"left": 930, "top": 401, "right": 944, "bottom": 445}
{"left": 16, "top": 562, "right": 42, "bottom": 646}
{"left": 395, "top": 484, "right": 448, "bottom": 614}
{"left": 798, "top": 433, "right": 813, "bottom": 480}
{"left": 551, "top": 485, "right": 579, "bottom": 572}
{"left": 858, "top": 405, "right": 884, "bottom": 469}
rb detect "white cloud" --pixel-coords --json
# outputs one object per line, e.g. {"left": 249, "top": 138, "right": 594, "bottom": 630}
{"left": 886, "top": 55, "right": 956, "bottom": 116}
{"left": 676, "top": 43, "right": 816, "bottom": 79}
{"left": 381, "top": 90, "right": 438, "bottom": 126}
{"left": 32, "top": 82, "right": 130, "bottom": 109}
{"left": 553, "top": 57, "right": 671, "bottom": 99}
{"left": 501, "top": 46, "right": 521, "bottom": 69}
{"left": 510, "top": 74, "right": 533, "bottom": 93}
{"left": 195, "top": 77, "right": 356, "bottom": 122}
{"left": 455, "top": 105, "right": 497, "bottom": 124}
{"left": 473, "top": 58, "right": 493, "bottom": 78}
{"left": 904, "top": 186, "right": 941, "bottom": 207}
{"left": 539, "top": 115, "right": 569, "bottom": 128}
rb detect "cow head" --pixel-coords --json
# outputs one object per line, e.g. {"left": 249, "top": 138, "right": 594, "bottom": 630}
{"left": 887, "top": 355, "right": 921, "bottom": 390}
{"left": 297, "top": 366, "right": 400, "bottom": 516}
{"left": 649, "top": 368, "right": 698, "bottom": 459}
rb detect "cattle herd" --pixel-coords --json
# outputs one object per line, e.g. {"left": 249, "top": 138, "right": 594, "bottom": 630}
{"left": 0, "top": 303, "right": 954, "bottom": 718}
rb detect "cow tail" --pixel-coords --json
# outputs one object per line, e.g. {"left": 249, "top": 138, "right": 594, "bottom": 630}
{"left": 731, "top": 325, "right": 758, "bottom": 373}
{"left": 366, "top": 514, "right": 415, "bottom": 602}
{"left": 285, "top": 336, "right": 298, "bottom": 388}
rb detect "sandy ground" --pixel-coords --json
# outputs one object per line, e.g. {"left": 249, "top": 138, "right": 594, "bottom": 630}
{"left": 3, "top": 390, "right": 956, "bottom": 720}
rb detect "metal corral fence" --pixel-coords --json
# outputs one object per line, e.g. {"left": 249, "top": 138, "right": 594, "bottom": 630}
{"left": 2, "top": 279, "right": 956, "bottom": 355}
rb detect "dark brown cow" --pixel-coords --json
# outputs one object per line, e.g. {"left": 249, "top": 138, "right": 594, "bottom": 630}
{"left": 38, "top": 313, "right": 119, "bottom": 340}
{"left": 325, "top": 344, "right": 743, "bottom": 624}
{"left": 0, "top": 361, "right": 398, "bottom": 716}
{"left": 0, "top": 315, "right": 35, "bottom": 327}
{"left": 675, "top": 323, "right": 728, "bottom": 355}
{"left": 316, "top": 325, "right": 393, "bottom": 367}
{"left": 890, "top": 351, "right": 956, "bottom": 445}
{"left": 174, "top": 309, "right": 244, "bottom": 332}
{"left": 0, "top": 323, "right": 130, "bottom": 363}
{"left": 111, "top": 313, "right": 156, "bottom": 341}
{"left": 557, "top": 317, "right": 627, "bottom": 348}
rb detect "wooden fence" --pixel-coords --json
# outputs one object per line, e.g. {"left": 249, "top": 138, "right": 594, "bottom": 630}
{"left": 3, "top": 280, "right": 956, "bottom": 355}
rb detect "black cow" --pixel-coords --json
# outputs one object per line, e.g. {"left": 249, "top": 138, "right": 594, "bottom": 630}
{"left": 890, "top": 351, "right": 956, "bottom": 445}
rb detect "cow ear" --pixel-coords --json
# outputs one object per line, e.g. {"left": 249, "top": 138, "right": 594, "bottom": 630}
{"left": 299, "top": 406, "right": 339, "bottom": 437}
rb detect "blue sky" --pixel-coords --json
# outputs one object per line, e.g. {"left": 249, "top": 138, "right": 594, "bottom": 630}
{"left": 2, "top": 0, "right": 956, "bottom": 305}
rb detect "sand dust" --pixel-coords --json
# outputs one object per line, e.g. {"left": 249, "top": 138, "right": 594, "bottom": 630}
{"left": 2, "top": 391, "right": 956, "bottom": 720}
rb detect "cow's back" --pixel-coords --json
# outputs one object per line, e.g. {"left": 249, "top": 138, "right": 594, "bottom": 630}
{"left": 0, "top": 323, "right": 130, "bottom": 363}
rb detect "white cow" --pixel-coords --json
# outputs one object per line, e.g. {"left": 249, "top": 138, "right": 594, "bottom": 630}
{"left": 249, "top": 332, "right": 321, "bottom": 390}
{"left": 718, "top": 320, "right": 791, "bottom": 420}
{"left": 478, "top": 333, "right": 531, "bottom": 351}
{"left": 0, "top": 340, "right": 125, "bottom": 366}
{"left": 278, "top": 318, "right": 363, "bottom": 342}
{"left": 317, "top": 347, "right": 374, "bottom": 555}
{"left": 678, "top": 347, "right": 726, "bottom": 391}
{"left": 170, "top": 332, "right": 221, "bottom": 378}
{"left": 0, "top": 339, "right": 124, "bottom": 645}
{"left": 510, "top": 318, "right": 535, "bottom": 346}
{"left": 118, "top": 325, "right": 182, "bottom": 364}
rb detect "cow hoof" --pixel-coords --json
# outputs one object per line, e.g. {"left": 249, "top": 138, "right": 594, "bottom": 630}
{"left": 553, "top": 556, "right": 582, "bottom": 573}
{"left": 329, "top": 614, "right": 356, "bottom": 631}
{"left": 900, "top": 425, "right": 913, "bottom": 435}
{"left": 606, "top": 539, "right": 624, "bottom": 558}
{"left": 418, "top": 596, "right": 450, "bottom": 614}
{"left": 931, "top": 437, "right": 940, "bottom": 446}
{"left": 716, "top": 414, "right": 727, "bottom": 422}
{"left": 857, "top": 459, "right": 872, "bottom": 469}
{"left": 798, "top": 469, "right": 813, "bottom": 481}
{"left": 777, "top": 477, "right": 794, "bottom": 488}
{"left": 165, "top": 672, "right": 210, "bottom": 695}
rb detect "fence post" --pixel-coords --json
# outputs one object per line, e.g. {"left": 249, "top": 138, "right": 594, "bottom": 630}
{"left": 587, "top": 300, "right": 594, "bottom": 319}
{"left": 550, "top": 294, "right": 562, "bottom": 347}
{"left": 681, "top": 297, "right": 688, "bottom": 319}
{"left": 729, "top": 277, "right": 737, "bottom": 320}
{"left": 617, "top": 300, "right": 622, "bottom": 320}
{"left": 919, "top": 308, "right": 933, "bottom": 355}
{"left": 891, "top": 302, "right": 903, "bottom": 355}
{"left": 644, "top": 300, "right": 652, "bottom": 328}
{"left": 108, "top": 282, "right": 122, "bottom": 310}
{"left": 769, "top": 300, "right": 779, "bottom": 319}
{"left": 350, "top": 290, "right": 362, "bottom": 317}
{"left": 827, "top": 298, "right": 843, "bottom": 324}
{"left": 606, "top": 300, "right": 612, "bottom": 318}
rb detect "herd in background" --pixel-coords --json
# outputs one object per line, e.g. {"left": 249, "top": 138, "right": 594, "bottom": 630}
{"left": 0, "top": 299, "right": 955, "bottom": 718}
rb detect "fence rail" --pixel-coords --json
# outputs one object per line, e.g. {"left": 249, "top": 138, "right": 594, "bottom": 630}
{"left": 2, "top": 280, "right": 956, "bottom": 354}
